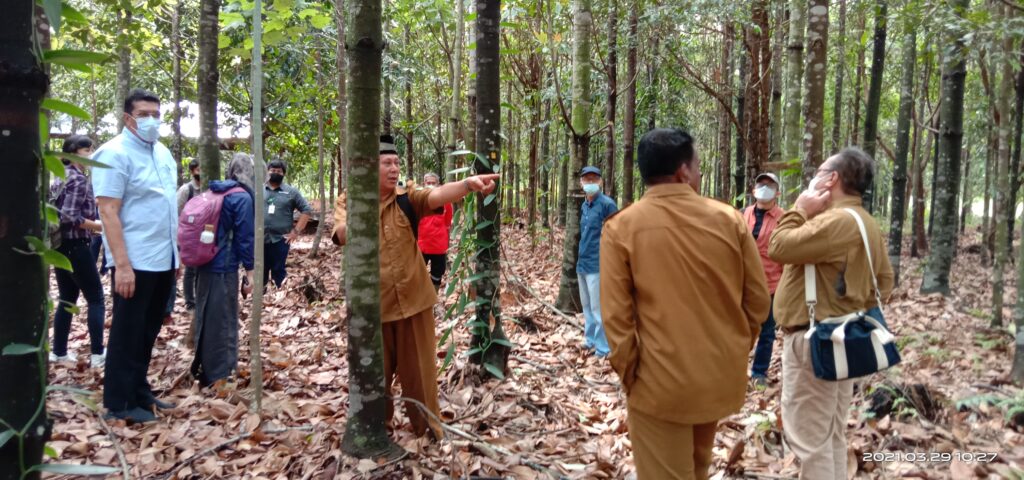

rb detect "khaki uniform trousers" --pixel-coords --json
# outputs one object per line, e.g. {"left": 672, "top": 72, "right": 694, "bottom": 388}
{"left": 382, "top": 308, "right": 443, "bottom": 439}
{"left": 781, "top": 331, "right": 854, "bottom": 479}
{"left": 627, "top": 407, "right": 717, "bottom": 480}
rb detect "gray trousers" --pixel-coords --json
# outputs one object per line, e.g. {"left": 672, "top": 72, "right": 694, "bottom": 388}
{"left": 190, "top": 270, "right": 240, "bottom": 387}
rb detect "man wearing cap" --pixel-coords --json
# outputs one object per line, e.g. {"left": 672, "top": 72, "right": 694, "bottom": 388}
{"left": 577, "top": 166, "right": 618, "bottom": 358}
{"left": 746, "top": 172, "right": 786, "bottom": 388}
{"left": 332, "top": 135, "right": 499, "bottom": 439}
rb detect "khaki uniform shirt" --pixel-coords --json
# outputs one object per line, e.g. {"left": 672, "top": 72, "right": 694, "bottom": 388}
{"left": 768, "top": 197, "right": 895, "bottom": 328}
{"left": 601, "top": 183, "right": 771, "bottom": 425}
{"left": 333, "top": 189, "right": 438, "bottom": 322}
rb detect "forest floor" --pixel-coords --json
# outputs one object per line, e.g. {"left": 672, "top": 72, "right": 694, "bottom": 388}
{"left": 42, "top": 218, "right": 1024, "bottom": 479}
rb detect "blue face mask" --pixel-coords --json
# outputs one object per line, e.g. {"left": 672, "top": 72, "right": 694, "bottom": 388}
{"left": 582, "top": 183, "right": 600, "bottom": 195}
{"left": 134, "top": 116, "right": 161, "bottom": 143}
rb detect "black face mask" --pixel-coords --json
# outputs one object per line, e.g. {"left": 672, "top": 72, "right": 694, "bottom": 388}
{"left": 192, "top": 173, "right": 201, "bottom": 182}
{"left": 269, "top": 173, "right": 284, "bottom": 184}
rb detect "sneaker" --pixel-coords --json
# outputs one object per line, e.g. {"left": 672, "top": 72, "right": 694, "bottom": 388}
{"left": 751, "top": 376, "right": 769, "bottom": 391}
{"left": 48, "top": 351, "right": 78, "bottom": 363}
{"left": 105, "top": 407, "right": 157, "bottom": 424}
{"left": 90, "top": 353, "right": 105, "bottom": 369}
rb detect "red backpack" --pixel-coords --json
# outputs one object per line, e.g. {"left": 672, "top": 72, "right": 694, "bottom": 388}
{"left": 178, "top": 187, "right": 246, "bottom": 267}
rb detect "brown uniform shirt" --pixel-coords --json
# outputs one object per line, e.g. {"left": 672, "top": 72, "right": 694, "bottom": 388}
{"left": 601, "top": 183, "right": 771, "bottom": 425}
{"left": 333, "top": 189, "right": 438, "bottom": 322}
{"left": 768, "top": 197, "right": 895, "bottom": 328}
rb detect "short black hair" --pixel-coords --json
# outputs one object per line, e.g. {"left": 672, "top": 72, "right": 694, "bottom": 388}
{"left": 123, "top": 88, "right": 161, "bottom": 114}
{"left": 61, "top": 134, "right": 93, "bottom": 154}
{"left": 637, "top": 128, "right": 695, "bottom": 184}
{"left": 268, "top": 158, "right": 287, "bottom": 174}
{"left": 188, "top": 159, "right": 200, "bottom": 170}
{"left": 830, "top": 147, "right": 875, "bottom": 196}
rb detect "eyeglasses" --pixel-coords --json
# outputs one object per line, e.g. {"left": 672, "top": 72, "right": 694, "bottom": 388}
{"left": 131, "top": 111, "right": 160, "bottom": 119}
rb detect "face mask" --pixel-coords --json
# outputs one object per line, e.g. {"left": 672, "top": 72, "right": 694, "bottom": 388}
{"left": 754, "top": 185, "right": 776, "bottom": 202}
{"left": 134, "top": 116, "right": 161, "bottom": 143}
{"left": 424, "top": 184, "right": 436, "bottom": 189}
{"left": 805, "top": 173, "right": 829, "bottom": 194}
{"left": 582, "top": 183, "right": 600, "bottom": 195}
{"left": 269, "top": 173, "right": 285, "bottom": 184}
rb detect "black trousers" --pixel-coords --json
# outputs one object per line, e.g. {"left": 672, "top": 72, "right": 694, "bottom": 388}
{"left": 422, "top": 253, "right": 447, "bottom": 288}
{"left": 103, "top": 268, "right": 174, "bottom": 412}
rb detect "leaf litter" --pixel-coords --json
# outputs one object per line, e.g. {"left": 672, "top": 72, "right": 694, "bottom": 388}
{"left": 43, "top": 225, "right": 1024, "bottom": 479}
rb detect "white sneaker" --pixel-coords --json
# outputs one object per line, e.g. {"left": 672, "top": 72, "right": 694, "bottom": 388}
{"left": 90, "top": 353, "right": 105, "bottom": 369}
{"left": 48, "top": 351, "right": 78, "bottom": 363}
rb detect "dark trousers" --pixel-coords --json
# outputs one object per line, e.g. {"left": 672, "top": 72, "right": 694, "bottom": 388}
{"left": 90, "top": 235, "right": 108, "bottom": 275}
{"left": 751, "top": 296, "right": 776, "bottom": 378}
{"left": 103, "top": 268, "right": 174, "bottom": 412}
{"left": 422, "top": 253, "right": 447, "bottom": 288}
{"left": 263, "top": 240, "right": 290, "bottom": 288}
{"left": 53, "top": 239, "right": 105, "bottom": 356}
{"left": 183, "top": 266, "right": 198, "bottom": 308}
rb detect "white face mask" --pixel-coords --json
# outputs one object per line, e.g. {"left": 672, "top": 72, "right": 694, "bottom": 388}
{"left": 754, "top": 185, "right": 776, "bottom": 202}
{"left": 134, "top": 116, "right": 161, "bottom": 143}
{"left": 805, "top": 174, "right": 827, "bottom": 194}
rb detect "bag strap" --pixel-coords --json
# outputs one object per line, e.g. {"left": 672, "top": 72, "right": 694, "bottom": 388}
{"left": 804, "top": 208, "right": 883, "bottom": 332}
{"left": 396, "top": 193, "right": 419, "bottom": 239}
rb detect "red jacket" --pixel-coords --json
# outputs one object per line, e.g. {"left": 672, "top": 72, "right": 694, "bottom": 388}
{"left": 743, "top": 204, "right": 784, "bottom": 294}
{"left": 417, "top": 203, "right": 453, "bottom": 254}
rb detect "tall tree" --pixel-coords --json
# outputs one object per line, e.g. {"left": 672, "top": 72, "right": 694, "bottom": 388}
{"left": 554, "top": 0, "right": 593, "bottom": 313}
{"left": 921, "top": 0, "right": 968, "bottom": 295}
{"left": 604, "top": 0, "right": 618, "bottom": 199}
{"left": 1009, "top": 42, "right": 1024, "bottom": 250}
{"left": 801, "top": 0, "right": 829, "bottom": 184}
{"left": 0, "top": 3, "right": 50, "bottom": 476}
{"left": 197, "top": 0, "right": 222, "bottom": 186}
{"left": 743, "top": 0, "right": 772, "bottom": 201}
{"left": 541, "top": 96, "right": 552, "bottom": 226}
{"left": 171, "top": 0, "right": 184, "bottom": 172}
{"left": 992, "top": 3, "right": 1015, "bottom": 327}
{"left": 471, "top": 0, "right": 509, "bottom": 376}
{"left": 861, "top": 0, "right": 887, "bottom": 209}
{"left": 114, "top": 9, "right": 132, "bottom": 131}
{"left": 250, "top": 0, "right": 266, "bottom": 413}
{"left": 783, "top": 0, "right": 806, "bottom": 166}
{"left": 340, "top": 0, "right": 398, "bottom": 458}
{"left": 718, "top": 23, "right": 734, "bottom": 202}
{"left": 851, "top": 10, "right": 866, "bottom": 146}
{"left": 448, "top": 0, "right": 465, "bottom": 175}
{"left": 769, "top": 3, "right": 785, "bottom": 166}
{"left": 911, "top": 53, "right": 933, "bottom": 258}
{"left": 622, "top": 0, "right": 639, "bottom": 205}
{"left": 335, "top": 0, "right": 349, "bottom": 192}
{"left": 888, "top": 13, "right": 915, "bottom": 285}
{"left": 831, "top": 0, "right": 847, "bottom": 152}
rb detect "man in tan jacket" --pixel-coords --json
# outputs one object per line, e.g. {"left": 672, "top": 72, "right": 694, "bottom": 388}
{"left": 601, "top": 128, "right": 771, "bottom": 479}
{"left": 333, "top": 135, "right": 498, "bottom": 439}
{"left": 769, "top": 147, "right": 894, "bottom": 479}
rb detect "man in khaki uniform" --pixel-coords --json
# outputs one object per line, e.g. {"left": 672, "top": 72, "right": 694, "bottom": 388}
{"left": 601, "top": 128, "right": 771, "bottom": 479}
{"left": 768, "top": 147, "right": 894, "bottom": 479}
{"left": 333, "top": 135, "right": 498, "bottom": 439}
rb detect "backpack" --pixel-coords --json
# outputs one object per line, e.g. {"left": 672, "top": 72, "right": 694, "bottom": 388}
{"left": 396, "top": 193, "right": 419, "bottom": 239}
{"left": 178, "top": 187, "right": 246, "bottom": 266}
{"left": 47, "top": 179, "right": 70, "bottom": 249}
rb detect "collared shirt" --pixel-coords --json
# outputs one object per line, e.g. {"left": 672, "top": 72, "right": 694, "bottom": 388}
{"left": 92, "top": 129, "right": 179, "bottom": 272}
{"left": 601, "top": 183, "right": 770, "bottom": 425}
{"left": 52, "top": 163, "right": 98, "bottom": 241}
{"left": 176, "top": 180, "right": 200, "bottom": 214}
{"left": 743, "top": 204, "right": 785, "bottom": 293}
{"left": 332, "top": 189, "right": 438, "bottom": 322}
{"left": 577, "top": 192, "right": 618, "bottom": 274}
{"left": 769, "top": 197, "right": 895, "bottom": 328}
{"left": 264, "top": 183, "right": 313, "bottom": 243}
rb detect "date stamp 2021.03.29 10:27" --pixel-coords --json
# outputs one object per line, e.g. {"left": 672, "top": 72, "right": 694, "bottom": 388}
{"left": 863, "top": 451, "right": 999, "bottom": 464}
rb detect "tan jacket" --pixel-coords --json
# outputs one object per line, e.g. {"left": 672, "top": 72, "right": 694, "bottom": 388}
{"left": 333, "top": 189, "right": 438, "bottom": 322}
{"left": 601, "top": 183, "right": 771, "bottom": 425}
{"left": 768, "top": 197, "right": 895, "bottom": 328}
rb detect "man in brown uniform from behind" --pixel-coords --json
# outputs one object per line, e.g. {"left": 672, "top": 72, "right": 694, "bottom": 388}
{"left": 333, "top": 136, "right": 498, "bottom": 438}
{"left": 601, "top": 128, "right": 771, "bottom": 479}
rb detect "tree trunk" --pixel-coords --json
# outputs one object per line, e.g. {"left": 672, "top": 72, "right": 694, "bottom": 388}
{"left": 171, "top": 0, "right": 184, "bottom": 174}
{"left": 718, "top": 23, "right": 734, "bottom": 202}
{"left": 114, "top": 10, "right": 132, "bottom": 132}
{"left": 992, "top": 4, "right": 1015, "bottom": 327}
{"left": 198, "top": 0, "right": 222, "bottom": 186}
{"left": 249, "top": 0, "right": 266, "bottom": 414}
{"left": 861, "top": 0, "right": 887, "bottom": 210}
{"left": 558, "top": 132, "right": 568, "bottom": 226}
{"left": 911, "top": 55, "right": 931, "bottom": 258}
{"left": 466, "top": 0, "right": 478, "bottom": 156}
{"left": 449, "top": 0, "right": 465, "bottom": 160}
{"left": 887, "top": 19, "right": 914, "bottom": 285}
{"left": 831, "top": 0, "right": 846, "bottom": 153}
{"left": 605, "top": 0, "right": 618, "bottom": 199}
{"left": 960, "top": 147, "right": 972, "bottom": 234}
{"left": 742, "top": 0, "right": 772, "bottom": 203}
{"left": 783, "top": 0, "right": 806, "bottom": 167}
{"left": 0, "top": 3, "right": 51, "bottom": 476}
{"left": 623, "top": 0, "right": 639, "bottom": 205}
{"left": 851, "top": 9, "right": 866, "bottom": 146}
{"left": 383, "top": 77, "right": 392, "bottom": 137}
{"left": 1009, "top": 41, "right": 1024, "bottom": 254}
{"left": 541, "top": 95, "right": 552, "bottom": 227}
{"left": 335, "top": 0, "right": 348, "bottom": 193}
{"left": 555, "top": 0, "right": 593, "bottom": 314}
{"left": 405, "top": 28, "right": 415, "bottom": 179}
{"left": 340, "top": 0, "right": 399, "bottom": 458}
{"left": 984, "top": 120, "right": 994, "bottom": 263}
{"left": 647, "top": 36, "right": 659, "bottom": 131}
{"left": 769, "top": 2, "right": 785, "bottom": 167}
{"left": 527, "top": 51, "right": 541, "bottom": 231}
{"left": 801, "top": 0, "right": 828, "bottom": 185}
{"left": 735, "top": 46, "right": 747, "bottom": 207}
{"left": 471, "top": 0, "right": 509, "bottom": 377}
{"left": 310, "top": 72, "right": 328, "bottom": 258}
{"left": 921, "top": 0, "right": 968, "bottom": 296}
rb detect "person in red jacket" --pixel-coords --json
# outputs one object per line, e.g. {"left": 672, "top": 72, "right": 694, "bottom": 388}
{"left": 418, "top": 173, "right": 454, "bottom": 292}
{"left": 745, "top": 172, "right": 785, "bottom": 389}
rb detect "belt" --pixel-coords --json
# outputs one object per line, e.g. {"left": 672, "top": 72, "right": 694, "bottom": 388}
{"left": 781, "top": 324, "right": 809, "bottom": 335}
